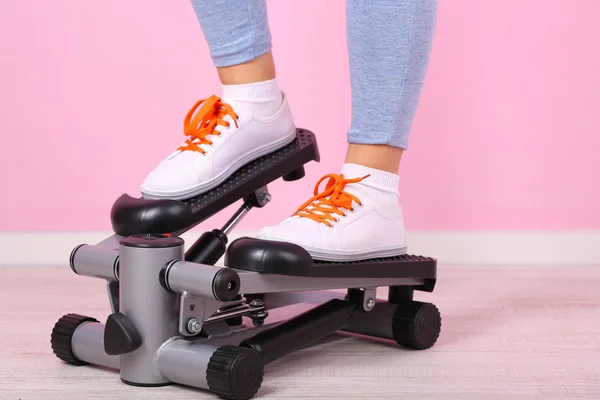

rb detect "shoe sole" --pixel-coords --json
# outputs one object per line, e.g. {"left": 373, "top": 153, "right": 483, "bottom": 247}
{"left": 141, "top": 128, "right": 297, "bottom": 201}
{"left": 308, "top": 246, "right": 409, "bottom": 262}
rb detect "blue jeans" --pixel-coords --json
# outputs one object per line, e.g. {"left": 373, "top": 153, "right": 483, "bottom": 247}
{"left": 190, "top": 0, "right": 437, "bottom": 149}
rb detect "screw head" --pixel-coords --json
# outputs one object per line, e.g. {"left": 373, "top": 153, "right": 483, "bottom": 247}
{"left": 250, "top": 298, "right": 264, "bottom": 307}
{"left": 187, "top": 318, "right": 202, "bottom": 334}
{"left": 366, "top": 298, "right": 375, "bottom": 309}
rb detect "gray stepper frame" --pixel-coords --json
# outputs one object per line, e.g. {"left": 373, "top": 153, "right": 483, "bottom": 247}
{"left": 65, "top": 235, "right": 430, "bottom": 395}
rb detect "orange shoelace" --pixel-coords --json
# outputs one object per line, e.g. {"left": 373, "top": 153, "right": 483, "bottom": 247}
{"left": 178, "top": 95, "right": 238, "bottom": 154}
{"left": 294, "top": 173, "right": 369, "bottom": 227}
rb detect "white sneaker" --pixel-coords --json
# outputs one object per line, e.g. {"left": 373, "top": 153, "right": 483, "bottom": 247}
{"left": 140, "top": 93, "right": 296, "bottom": 200}
{"left": 256, "top": 163, "right": 408, "bottom": 261}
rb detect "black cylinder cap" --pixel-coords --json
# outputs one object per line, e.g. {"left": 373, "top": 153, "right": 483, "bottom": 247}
{"left": 51, "top": 313, "right": 99, "bottom": 365}
{"left": 212, "top": 267, "right": 241, "bottom": 302}
{"left": 392, "top": 301, "right": 441, "bottom": 350}
{"left": 206, "top": 345, "right": 264, "bottom": 400}
{"left": 120, "top": 234, "right": 184, "bottom": 248}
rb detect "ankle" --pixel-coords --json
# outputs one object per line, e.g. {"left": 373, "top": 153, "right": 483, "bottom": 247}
{"left": 217, "top": 52, "right": 276, "bottom": 85}
{"left": 344, "top": 144, "right": 403, "bottom": 174}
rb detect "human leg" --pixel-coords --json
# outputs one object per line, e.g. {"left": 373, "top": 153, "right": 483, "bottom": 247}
{"left": 345, "top": 0, "right": 437, "bottom": 172}
{"left": 140, "top": 0, "right": 296, "bottom": 200}
{"left": 257, "top": 0, "right": 438, "bottom": 261}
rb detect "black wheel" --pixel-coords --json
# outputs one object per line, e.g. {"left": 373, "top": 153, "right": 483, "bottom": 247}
{"left": 51, "top": 313, "right": 99, "bottom": 365}
{"left": 392, "top": 301, "right": 441, "bottom": 350}
{"left": 206, "top": 345, "right": 264, "bottom": 400}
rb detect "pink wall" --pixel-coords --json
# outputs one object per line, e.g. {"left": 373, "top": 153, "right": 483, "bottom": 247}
{"left": 1, "top": 0, "right": 599, "bottom": 232}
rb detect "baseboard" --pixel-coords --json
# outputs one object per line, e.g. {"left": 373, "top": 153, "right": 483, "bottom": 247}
{"left": 0, "top": 230, "right": 599, "bottom": 266}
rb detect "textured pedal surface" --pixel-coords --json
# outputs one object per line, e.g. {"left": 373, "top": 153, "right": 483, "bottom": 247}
{"left": 51, "top": 313, "right": 99, "bottom": 366}
{"left": 314, "top": 253, "right": 435, "bottom": 265}
{"left": 226, "top": 237, "right": 437, "bottom": 279}
{"left": 206, "top": 345, "right": 264, "bottom": 400}
{"left": 111, "top": 129, "right": 319, "bottom": 236}
{"left": 310, "top": 254, "right": 437, "bottom": 278}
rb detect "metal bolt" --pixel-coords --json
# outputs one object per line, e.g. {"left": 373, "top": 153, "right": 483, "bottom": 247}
{"left": 366, "top": 298, "right": 375, "bottom": 309}
{"left": 262, "top": 193, "right": 271, "bottom": 203}
{"left": 250, "top": 298, "right": 264, "bottom": 307}
{"left": 227, "top": 282, "right": 232, "bottom": 290}
{"left": 187, "top": 318, "right": 202, "bottom": 334}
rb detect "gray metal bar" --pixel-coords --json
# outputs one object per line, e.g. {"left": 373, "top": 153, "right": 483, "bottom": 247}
{"left": 165, "top": 261, "right": 228, "bottom": 300}
{"left": 221, "top": 201, "right": 252, "bottom": 236}
{"left": 71, "top": 322, "right": 121, "bottom": 370}
{"left": 119, "top": 240, "right": 184, "bottom": 386}
{"left": 235, "top": 270, "right": 423, "bottom": 294}
{"left": 70, "top": 244, "right": 119, "bottom": 281}
{"left": 166, "top": 260, "right": 420, "bottom": 298}
{"left": 155, "top": 339, "right": 217, "bottom": 390}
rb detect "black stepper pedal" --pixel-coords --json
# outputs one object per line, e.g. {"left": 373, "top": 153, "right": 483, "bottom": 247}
{"left": 111, "top": 129, "right": 320, "bottom": 236}
{"left": 225, "top": 238, "right": 437, "bottom": 280}
{"left": 51, "top": 313, "right": 99, "bottom": 365}
{"left": 206, "top": 345, "right": 264, "bottom": 400}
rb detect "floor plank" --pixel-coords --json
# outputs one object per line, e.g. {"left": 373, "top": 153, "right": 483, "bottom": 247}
{"left": 1, "top": 264, "right": 599, "bottom": 399}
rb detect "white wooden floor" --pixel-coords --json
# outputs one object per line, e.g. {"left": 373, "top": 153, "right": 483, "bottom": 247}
{"left": 1, "top": 264, "right": 599, "bottom": 400}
